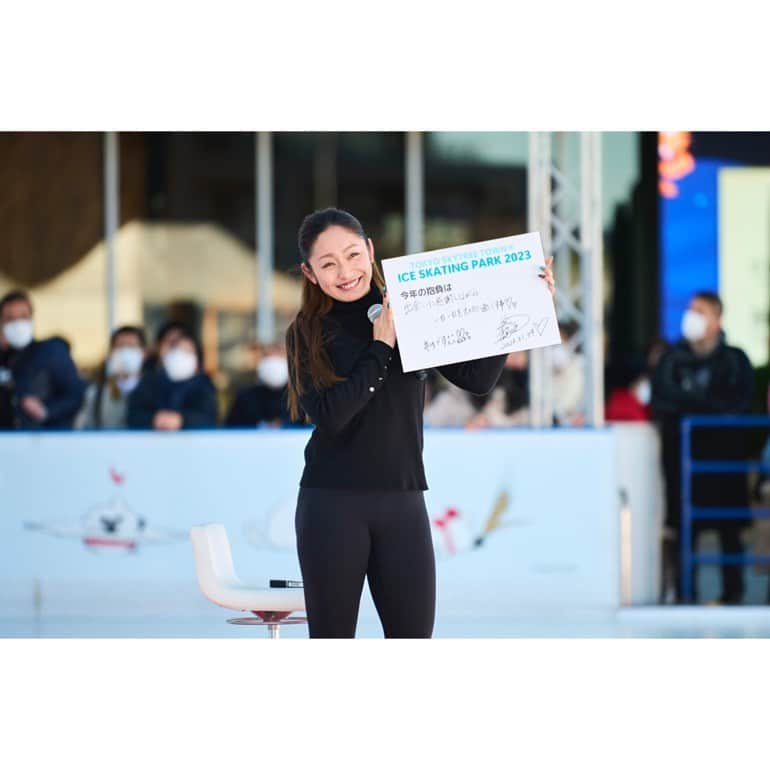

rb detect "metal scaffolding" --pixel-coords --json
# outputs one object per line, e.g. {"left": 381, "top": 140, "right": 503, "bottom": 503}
{"left": 527, "top": 132, "right": 604, "bottom": 428}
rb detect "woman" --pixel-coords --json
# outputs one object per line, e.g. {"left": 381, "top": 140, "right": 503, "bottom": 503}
{"left": 127, "top": 329, "right": 218, "bottom": 430}
{"left": 286, "top": 208, "right": 555, "bottom": 638}
{"left": 76, "top": 325, "right": 146, "bottom": 430}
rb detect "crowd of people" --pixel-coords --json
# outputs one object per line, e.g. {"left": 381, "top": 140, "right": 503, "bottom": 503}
{"left": 0, "top": 287, "right": 765, "bottom": 440}
{"left": 0, "top": 286, "right": 617, "bottom": 433}
{"left": 0, "top": 289, "right": 303, "bottom": 432}
{"left": 2, "top": 285, "right": 770, "bottom": 604}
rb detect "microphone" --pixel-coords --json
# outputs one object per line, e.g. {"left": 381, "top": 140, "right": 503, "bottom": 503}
{"left": 367, "top": 303, "right": 428, "bottom": 381}
{"left": 367, "top": 303, "right": 383, "bottom": 323}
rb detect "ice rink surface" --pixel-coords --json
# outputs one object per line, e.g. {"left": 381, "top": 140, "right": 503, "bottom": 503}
{"left": 3, "top": 533, "right": 769, "bottom": 640}
{"left": 3, "top": 606, "right": 770, "bottom": 639}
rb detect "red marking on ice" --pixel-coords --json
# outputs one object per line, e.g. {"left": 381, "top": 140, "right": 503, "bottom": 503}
{"left": 83, "top": 537, "right": 137, "bottom": 549}
{"left": 109, "top": 467, "right": 125, "bottom": 486}
{"left": 432, "top": 507, "right": 459, "bottom": 555}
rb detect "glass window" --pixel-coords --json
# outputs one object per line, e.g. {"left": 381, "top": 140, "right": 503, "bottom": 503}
{"left": 273, "top": 132, "right": 405, "bottom": 268}
{"left": 0, "top": 132, "right": 106, "bottom": 370}
{"left": 425, "top": 132, "right": 529, "bottom": 251}
{"left": 142, "top": 132, "right": 259, "bottom": 388}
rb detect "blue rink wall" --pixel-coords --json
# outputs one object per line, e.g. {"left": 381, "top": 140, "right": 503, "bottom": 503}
{"left": 0, "top": 428, "right": 624, "bottom": 627}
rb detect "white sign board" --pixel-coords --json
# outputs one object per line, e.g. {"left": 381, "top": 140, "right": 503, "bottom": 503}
{"left": 382, "top": 232, "right": 561, "bottom": 372}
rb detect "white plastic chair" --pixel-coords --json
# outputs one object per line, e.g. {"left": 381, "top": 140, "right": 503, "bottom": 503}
{"left": 190, "top": 523, "right": 306, "bottom": 638}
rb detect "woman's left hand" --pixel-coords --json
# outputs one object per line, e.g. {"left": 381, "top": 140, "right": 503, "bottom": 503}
{"left": 539, "top": 256, "right": 555, "bottom": 297}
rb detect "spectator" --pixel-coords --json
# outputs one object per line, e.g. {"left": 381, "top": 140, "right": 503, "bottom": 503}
{"left": 425, "top": 351, "right": 529, "bottom": 429}
{"left": 605, "top": 355, "right": 651, "bottom": 422}
{"left": 465, "top": 350, "right": 529, "bottom": 429}
{"left": 652, "top": 290, "right": 753, "bottom": 604}
{"left": 552, "top": 321, "right": 585, "bottom": 426}
{"left": 75, "top": 325, "right": 147, "bottom": 429}
{"left": 226, "top": 343, "right": 303, "bottom": 427}
{"left": 0, "top": 289, "right": 84, "bottom": 430}
{"left": 141, "top": 320, "right": 189, "bottom": 374}
{"left": 423, "top": 379, "right": 478, "bottom": 427}
{"left": 127, "top": 329, "right": 218, "bottom": 430}
{"left": 0, "top": 324, "right": 14, "bottom": 428}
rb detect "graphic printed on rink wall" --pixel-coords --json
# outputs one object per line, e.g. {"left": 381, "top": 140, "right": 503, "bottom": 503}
{"left": 0, "top": 430, "right": 620, "bottom": 615}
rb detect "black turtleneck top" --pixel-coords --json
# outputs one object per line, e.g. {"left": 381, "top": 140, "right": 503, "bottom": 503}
{"left": 289, "top": 282, "right": 507, "bottom": 491}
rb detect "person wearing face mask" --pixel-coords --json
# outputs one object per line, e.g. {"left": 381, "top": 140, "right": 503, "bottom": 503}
{"left": 605, "top": 356, "right": 652, "bottom": 422}
{"left": 652, "top": 291, "right": 753, "bottom": 604}
{"left": 127, "top": 329, "right": 218, "bottom": 430}
{"left": 0, "top": 289, "right": 85, "bottom": 430}
{"left": 140, "top": 320, "right": 189, "bottom": 375}
{"left": 464, "top": 350, "right": 530, "bottom": 429}
{"left": 225, "top": 343, "right": 303, "bottom": 428}
{"left": 75, "top": 326, "right": 147, "bottom": 430}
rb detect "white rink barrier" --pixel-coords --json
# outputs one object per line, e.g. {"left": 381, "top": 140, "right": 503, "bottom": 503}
{"left": 0, "top": 426, "right": 661, "bottom": 619}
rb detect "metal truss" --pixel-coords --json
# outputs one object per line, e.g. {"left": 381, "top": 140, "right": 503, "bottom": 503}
{"left": 527, "top": 132, "right": 604, "bottom": 428}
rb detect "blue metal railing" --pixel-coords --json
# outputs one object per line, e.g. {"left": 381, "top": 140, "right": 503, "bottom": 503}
{"left": 681, "top": 415, "right": 770, "bottom": 601}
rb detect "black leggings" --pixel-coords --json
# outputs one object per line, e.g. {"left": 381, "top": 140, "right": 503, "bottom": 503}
{"left": 295, "top": 487, "right": 436, "bottom": 638}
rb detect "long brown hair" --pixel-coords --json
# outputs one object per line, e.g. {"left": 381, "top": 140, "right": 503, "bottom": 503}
{"left": 286, "top": 208, "right": 386, "bottom": 421}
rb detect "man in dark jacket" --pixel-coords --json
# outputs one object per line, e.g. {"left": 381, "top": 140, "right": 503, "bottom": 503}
{"left": 652, "top": 291, "right": 753, "bottom": 604}
{"left": 0, "top": 290, "right": 85, "bottom": 429}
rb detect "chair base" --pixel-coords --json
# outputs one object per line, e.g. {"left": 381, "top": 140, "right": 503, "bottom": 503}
{"left": 227, "top": 615, "right": 308, "bottom": 639}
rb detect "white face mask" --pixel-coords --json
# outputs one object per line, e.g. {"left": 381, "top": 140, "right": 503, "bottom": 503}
{"left": 681, "top": 309, "right": 708, "bottom": 343}
{"left": 116, "top": 376, "right": 140, "bottom": 396}
{"left": 551, "top": 345, "right": 571, "bottom": 372}
{"left": 163, "top": 348, "right": 198, "bottom": 382}
{"left": 257, "top": 355, "right": 289, "bottom": 389}
{"left": 107, "top": 347, "right": 144, "bottom": 377}
{"left": 633, "top": 378, "right": 652, "bottom": 406}
{"left": 3, "top": 319, "right": 34, "bottom": 349}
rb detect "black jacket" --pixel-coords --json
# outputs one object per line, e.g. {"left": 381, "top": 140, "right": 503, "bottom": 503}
{"left": 652, "top": 336, "right": 753, "bottom": 484}
{"left": 225, "top": 383, "right": 301, "bottom": 427}
{"left": 652, "top": 336, "right": 753, "bottom": 422}
{"left": 127, "top": 370, "right": 218, "bottom": 429}
{"left": 0, "top": 338, "right": 85, "bottom": 429}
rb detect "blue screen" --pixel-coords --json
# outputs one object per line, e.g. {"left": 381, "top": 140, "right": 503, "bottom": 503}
{"left": 660, "top": 156, "right": 740, "bottom": 340}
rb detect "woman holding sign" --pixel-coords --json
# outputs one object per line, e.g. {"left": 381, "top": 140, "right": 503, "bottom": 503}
{"left": 286, "top": 208, "right": 555, "bottom": 638}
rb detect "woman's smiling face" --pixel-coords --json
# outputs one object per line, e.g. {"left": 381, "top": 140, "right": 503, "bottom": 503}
{"left": 301, "top": 225, "right": 374, "bottom": 302}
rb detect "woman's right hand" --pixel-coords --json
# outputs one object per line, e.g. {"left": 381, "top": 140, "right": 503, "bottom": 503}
{"left": 372, "top": 288, "right": 397, "bottom": 349}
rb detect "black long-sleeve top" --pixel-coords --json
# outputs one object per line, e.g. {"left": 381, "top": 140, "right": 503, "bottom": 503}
{"left": 289, "top": 282, "right": 507, "bottom": 491}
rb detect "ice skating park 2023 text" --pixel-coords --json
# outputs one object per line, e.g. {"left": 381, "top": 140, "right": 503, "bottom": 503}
{"left": 395, "top": 247, "right": 533, "bottom": 284}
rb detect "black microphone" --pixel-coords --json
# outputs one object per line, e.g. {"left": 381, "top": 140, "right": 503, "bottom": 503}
{"left": 367, "top": 303, "right": 428, "bottom": 381}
